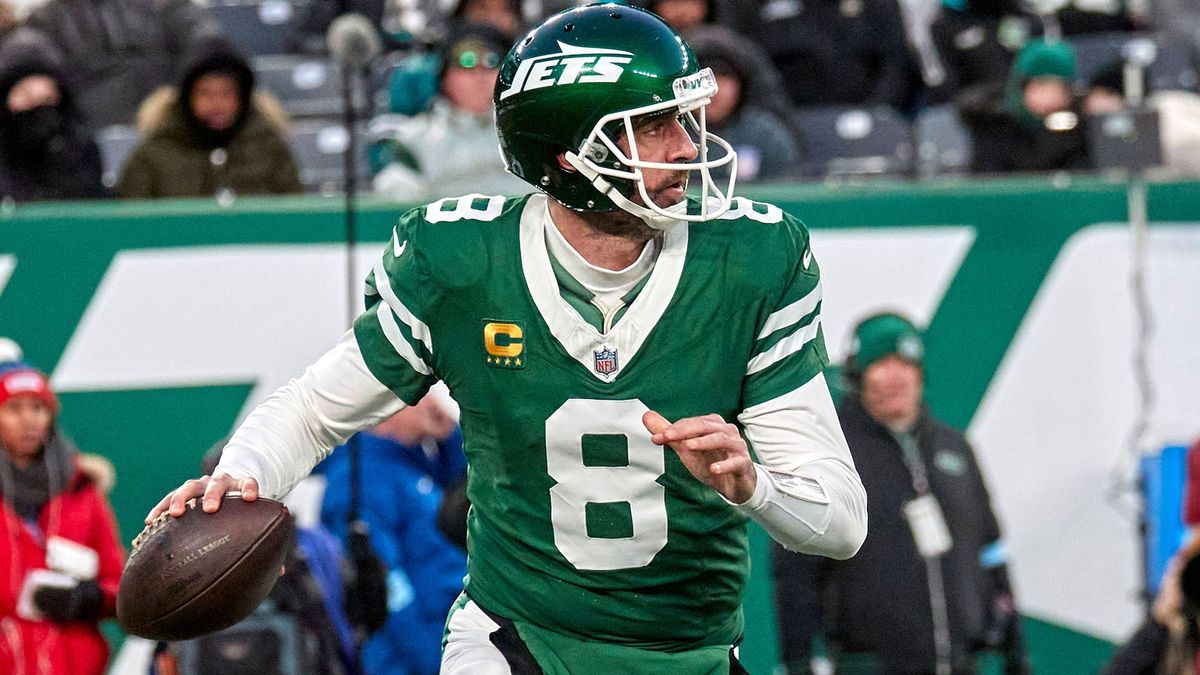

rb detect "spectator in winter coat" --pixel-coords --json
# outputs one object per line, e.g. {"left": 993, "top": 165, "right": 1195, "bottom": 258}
{"left": 0, "top": 29, "right": 106, "bottom": 201}
{"left": 0, "top": 339, "right": 125, "bottom": 675}
{"left": 26, "top": 0, "right": 218, "bottom": 127}
{"left": 116, "top": 37, "right": 302, "bottom": 200}
{"left": 369, "top": 22, "right": 526, "bottom": 202}
{"left": 959, "top": 38, "right": 1090, "bottom": 173}
{"left": 688, "top": 25, "right": 799, "bottom": 182}
{"left": 318, "top": 390, "right": 467, "bottom": 675}
{"left": 773, "top": 313, "right": 1030, "bottom": 675}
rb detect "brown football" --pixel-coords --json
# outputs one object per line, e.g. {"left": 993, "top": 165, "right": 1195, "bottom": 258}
{"left": 117, "top": 495, "right": 294, "bottom": 641}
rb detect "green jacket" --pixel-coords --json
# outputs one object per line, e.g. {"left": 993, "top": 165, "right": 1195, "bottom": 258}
{"left": 117, "top": 92, "right": 302, "bottom": 199}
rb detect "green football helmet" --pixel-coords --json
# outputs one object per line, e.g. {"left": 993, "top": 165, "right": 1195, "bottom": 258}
{"left": 493, "top": 2, "right": 736, "bottom": 229}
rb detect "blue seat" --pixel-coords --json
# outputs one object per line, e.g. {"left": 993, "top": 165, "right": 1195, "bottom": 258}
{"left": 209, "top": 0, "right": 307, "bottom": 57}
{"left": 287, "top": 120, "right": 371, "bottom": 194}
{"left": 790, "top": 106, "right": 914, "bottom": 178}
{"left": 1071, "top": 32, "right": 1200, "bottom": 93}
{"left": 253, "top": 55, "right": 348, "bottom": 119}
{"left": 914, "top": 104, "right": 972, "bottom": 178}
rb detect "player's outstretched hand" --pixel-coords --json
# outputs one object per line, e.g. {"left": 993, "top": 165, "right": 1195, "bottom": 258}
{"left": 144, "top": 474, "right": 260, "bottom": 524}
{"left": 643, "top": 410, "right": 757, "bottom": 504}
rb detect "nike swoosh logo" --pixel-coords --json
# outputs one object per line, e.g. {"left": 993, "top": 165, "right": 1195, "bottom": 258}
{"left": 802, "top": 248, "right": 812, "bottom": 270}
{"left": 392, "top": 229, "right": 407, "bottom": 257}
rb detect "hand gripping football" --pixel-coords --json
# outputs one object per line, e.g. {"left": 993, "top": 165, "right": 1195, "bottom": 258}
{"left": 117, "top": 494, "right": 294, "bottom": 641}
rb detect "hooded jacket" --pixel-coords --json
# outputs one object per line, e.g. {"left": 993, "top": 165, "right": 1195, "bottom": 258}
{"left": 0, "top": 431, "right": 125, "bottom": 675}
{"left": 958, "top": 39, "right": 1090, "bottom": 173}
{"left": 0, "top": 29, "right": 105, "bottom": 202}
{"left": 116, "top": 38, "right": 303, "bottom": 200}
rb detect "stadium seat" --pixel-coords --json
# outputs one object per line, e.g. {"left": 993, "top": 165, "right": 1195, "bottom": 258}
{"left": 287, "top": 120, "right": 371, "bottom": 194}
{"left": 1071, "top": 32, "right": 1200, "bottom": 93}
{"left": 207, "top": 0, "right": 307, "bottom": 57}
{"left": 914, "top": 104, "right": 972, "bottom": 178}
{"left": 253, "top": 55, "right": 354, "bottom": 119}
{"left": 790, "top": 106, "right": 914, "bottom": 178}
{"left": 95, "top": 125, "right": 141, "bottom": 189}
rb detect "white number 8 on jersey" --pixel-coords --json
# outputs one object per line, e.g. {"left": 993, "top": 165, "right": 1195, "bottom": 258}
{"left": 545, "top": 399, "right": 669, "bottom": 570}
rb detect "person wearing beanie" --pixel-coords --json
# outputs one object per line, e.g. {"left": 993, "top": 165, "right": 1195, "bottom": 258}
{"left": 370, "top": 21, "right": 526, "bottom": 202}
{"left": 0, "top": 341, "right": 125, "bottom": 675}
{"left": 0, "top": 27, "right": 106, "bottom": 202}
{"left": 116, "top": 36, "right": 303, "bottom": 200}
{"left": 958, "top": 38, "right": 1091, "bottom": 174}
{"left": 774, "top": 312, "right": 1030, "bottom": 675}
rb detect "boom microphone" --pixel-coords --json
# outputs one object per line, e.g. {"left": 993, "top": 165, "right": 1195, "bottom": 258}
{"left": 327, "top": 13, "right": 383, "bottom": 69}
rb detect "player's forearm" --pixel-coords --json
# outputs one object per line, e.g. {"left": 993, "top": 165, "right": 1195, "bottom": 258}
{"left": 733, "top": 459, "right": 866, "bottom": 559}
{"left": 215, "top": 330, "right": 405, "bottom": 498}
{"left": 736, "top": 373, "right": 868, "bottom": 558}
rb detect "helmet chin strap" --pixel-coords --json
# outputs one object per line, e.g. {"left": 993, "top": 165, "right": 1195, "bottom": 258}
{"left": 564, "top": 151, "right": 688, "bottom": 231}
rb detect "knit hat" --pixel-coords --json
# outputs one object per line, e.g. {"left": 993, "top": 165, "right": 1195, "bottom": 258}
{"left": 1013, "top": 39, "right": 1076, "bottom": 82}
{"left": 1005, "top": 39, "right": 1077, "bottom": 125}
{"left": 847, "top": 313, "right": 924, "bottom": 376}
{"left": 0, "top": 339, "right": 58, "bottom": 412}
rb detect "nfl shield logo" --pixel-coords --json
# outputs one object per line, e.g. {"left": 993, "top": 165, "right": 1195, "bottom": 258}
{"left": 593, "top": 347, "right": 618, "bottom": 375}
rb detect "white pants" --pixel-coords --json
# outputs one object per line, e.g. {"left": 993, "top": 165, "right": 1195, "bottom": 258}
{"left": 440, "top": 599, "right": 515, "bottom": 675}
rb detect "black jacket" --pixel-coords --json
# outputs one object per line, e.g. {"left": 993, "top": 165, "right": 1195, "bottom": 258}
{"left": 957, "top": 80, "right": 1091, "bottom": 174}
{"left": 774, "top": 395, "right": 1023, "bottom": 674}
{"left": 0, "top": 29, "right": 105, "bottom": 202}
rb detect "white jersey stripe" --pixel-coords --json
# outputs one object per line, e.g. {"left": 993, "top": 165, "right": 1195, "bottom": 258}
{"left": 746, "top": 317, "right": 822, "bottom": 376}
{"left": 376, "top": 304, "right": 432, "bottom": 376}
{"left": 757, "top": 279, "right": 822, "bottom": 340}
{"left": 373, "top": 254, "right": 433, "bottom": 353}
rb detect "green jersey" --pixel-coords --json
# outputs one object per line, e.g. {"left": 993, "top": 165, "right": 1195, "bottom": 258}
{"left": 353, "top": 193, "right": 827, "bottom": 651}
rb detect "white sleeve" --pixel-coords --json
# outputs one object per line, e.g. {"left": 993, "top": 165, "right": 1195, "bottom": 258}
{"left": 733, "top": 372, "right": 867, "bottom": 559}
{"left": 214, "top": 329, "right": 407, "bottom": 499}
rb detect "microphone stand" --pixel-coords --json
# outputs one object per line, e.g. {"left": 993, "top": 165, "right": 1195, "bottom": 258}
{"left": 338, "top": 35, "right": 388, "bottom": 671}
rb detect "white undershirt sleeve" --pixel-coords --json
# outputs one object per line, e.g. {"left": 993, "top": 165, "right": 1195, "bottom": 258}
{"left": 214, "top": 329, "right": 407, "bottom": 499}
{"left": 734, "top": 373, "right": 868, "bottom": 559}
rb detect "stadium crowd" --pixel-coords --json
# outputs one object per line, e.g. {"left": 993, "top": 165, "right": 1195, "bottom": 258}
{"left": 0, "top": 0, "right": 1193, "bottom": 202}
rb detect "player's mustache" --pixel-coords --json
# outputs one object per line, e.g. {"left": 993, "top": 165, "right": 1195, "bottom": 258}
{"left": 648, "top": 171, "right": 690, "bottom": 193}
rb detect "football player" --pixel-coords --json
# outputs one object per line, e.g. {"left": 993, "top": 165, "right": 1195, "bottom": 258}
{"left": 148, "top": 4, "right": 867, "bottom": 673}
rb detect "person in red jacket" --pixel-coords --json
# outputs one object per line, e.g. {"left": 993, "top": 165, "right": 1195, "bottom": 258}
{"left": 1183, "top": 437, "right": 1200, "bottom": 528}
{"left": 0, "top": 340, "right": 125, "bottom": 675}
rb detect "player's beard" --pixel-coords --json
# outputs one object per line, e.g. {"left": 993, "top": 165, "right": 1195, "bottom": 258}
{"left": 578, "top": 207, "right": 659, "bottom": 241}
{"left": 585, "top": 169, "right": 690, "bottom": 239}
